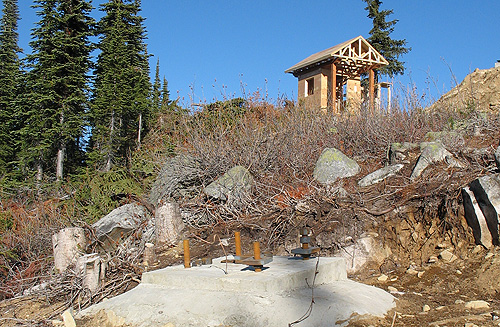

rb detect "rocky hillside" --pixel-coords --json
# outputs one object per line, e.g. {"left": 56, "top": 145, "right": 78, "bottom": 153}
{"left": 1, "top": 78, "right": 500, "bottom": 326}
{"left": 429, "top": 66, "right": 500, "bottom": 112}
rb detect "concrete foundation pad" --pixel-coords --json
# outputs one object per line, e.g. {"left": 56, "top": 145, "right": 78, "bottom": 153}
{"left": 79, "top": 256, "right": 395, "bottom": 326}
{"left": 142, "top": 256, "right": 347, "bottom": 294}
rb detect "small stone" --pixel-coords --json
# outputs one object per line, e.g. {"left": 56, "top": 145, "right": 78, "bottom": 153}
{"left": 428, "top": 256, "right": 438, "bottom": 263}
{"left": 390, "top": 276, "right": 398, "bottom": 282}
{"left": 406, "top": 268, "right": 418, "bottom": 275}
{"left": 439, "top": 249, "right": 457, "bottom": 262}
{"left": 456, "top": 269, "right": 463, "bottom": 275}
{"left": 61, "top": 309, "right": 76, "bottom": 327}
{"left": 472, "top": 245, "right": 484, "bottom": 254}
{"left": 436, "top": 306, "right": 446, "bottom": 311}
{"left": 377, "top": 274, "right": 389, "bottom": 282}
{"left": 417, "top": 271, "right": 425, "bottom": 278}
{"left": 455, "top": 299, "right": 465, "bottom": 304}
{"left": 388, "top": 286, "right": 398, "bottom": 293}
{"left": 464, "top": 323, "right": 479, "bottom": 327}
{"left": 465, "top": 300, "right": 490, "bottom": 309}
{"left": 485, "top": 253, "right": 495, "bottom": 260}
{"left": 422, "top": 304, "right": 431, "bottom": 312}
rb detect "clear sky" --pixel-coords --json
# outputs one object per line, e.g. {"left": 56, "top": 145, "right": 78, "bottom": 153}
{"left": 11, "top": 1, "right": 500, "bottom": 108}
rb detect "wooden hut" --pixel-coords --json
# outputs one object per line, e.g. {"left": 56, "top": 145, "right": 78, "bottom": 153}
{"left": 285, "top": 36, "right": 388, "bottom": 112}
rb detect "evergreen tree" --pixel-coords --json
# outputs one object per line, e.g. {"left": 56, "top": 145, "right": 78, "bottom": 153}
{"left": 22, "top": 0, "right": 94, "bottom": 181}
{"left": 90, "top": 0, "right": 151, "bottom": 171}
{"left": 151, "top": 58, "right": 161, "bottom": 114}
{"left": 0, "top": 0, "right": 21, "bottom": 177}
{"left": 363, "top": 0, "right": 410, "bottom": 82}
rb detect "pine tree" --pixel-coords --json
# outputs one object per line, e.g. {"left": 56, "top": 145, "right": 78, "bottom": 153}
{"left": 90, "top": 0, "right": 151, "bottom": 171}
{"left": 22, "top": 0, "right": 94, "bottom": 181}
{"left": 0, "top": 0, "right": 21, "bottom": 177}
{"left": 363, "top": 0, "right": 410, "bottom": 82}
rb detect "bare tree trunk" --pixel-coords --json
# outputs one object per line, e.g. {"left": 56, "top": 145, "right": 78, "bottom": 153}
{"left": 56, "top": 111, "right": 65, "bottom": 181}
{"left": 52, "top": 227, "right": 86, "bottom": 273}
{"left": 56, "top": 145, "right": 65, "bottom": 182}
{"left": 155, "top": 202, "right": 184, "bottom": 246}
{"left": 137, "top": 112, "right": 142, "bottom": 150}
{"left": 105, "top": 110, "right": 115, "bottom": 172}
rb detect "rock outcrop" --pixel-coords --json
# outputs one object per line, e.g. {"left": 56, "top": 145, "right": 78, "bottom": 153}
{"left": 92, "top": 203, "right": 147, "bottom": 249}
{"left": 462, "top": 175, "right": 500, "bottom": 248}
{"left": 410, "top": 142, "right": 463, "bottom": 181}
{"left": 149, "top": 154, "right": 202, "bottom": 205}
{"left": 428, "top": 66, "right": 500, "bottom": 112}
{"left": 358, "top": 164, "right": 404, "bottom": 187}
{"left": 313, "top": 148, "right": 360, "bottom": 184}
{"left": 203, "top": 166, "right": 254, "bottom": 204}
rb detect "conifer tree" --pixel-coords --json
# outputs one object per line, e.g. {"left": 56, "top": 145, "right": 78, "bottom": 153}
{"left": 90, "top": 0, "right": 151, "bottom": 171}
{"left": 0, "top": 0, "right": 21, "bottom": 177}
{"left": 363, "top": 0, "right": 410, "bottom": 82}
{"left": 22, "top": 0, "right": 94, "bottom": 181}
{"left": 151, "top": 58, "right": 161, "bottom": 114}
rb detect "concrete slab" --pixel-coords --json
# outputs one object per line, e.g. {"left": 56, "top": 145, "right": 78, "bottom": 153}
{"left": 142, "top": 256, "right": 347, "bottom": 294}
{"left": 79, "top": 256, "right": 395, "bottom": 327}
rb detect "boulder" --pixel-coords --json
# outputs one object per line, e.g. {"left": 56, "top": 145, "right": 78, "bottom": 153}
{"left": 337, "top": 233, "right": 392, "bottom": 274}
{"left": 149, "top": 154, "right": 202, "bottom": 205}
{"left": 388, "top": 142, "right": 418, "bottom": 164}
{"left": 313, "top": 148, "right": 360, "bottom": 185}
{"left": 92, "top": 203, "right": 147, "bottom": 249}
{"left": 462, "top": 175, "right": 500, "bottom": 248}
{"left": 358, "top": 164, "right": 404, "bottom": 187}
{"left": 410, "top": 142, "right": 463, "bottom": 181}
{"left": 203, "top": 166, "right": 254, "bottom": 203}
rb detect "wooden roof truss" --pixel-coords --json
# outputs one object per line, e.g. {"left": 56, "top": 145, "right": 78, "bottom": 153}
{"left": 285, "top": 36, "right": 389, "bottom": 80}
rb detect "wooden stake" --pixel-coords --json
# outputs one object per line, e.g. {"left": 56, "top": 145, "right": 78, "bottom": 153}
{"left": 183, "top": 239, "right": 190, "bottom": 268}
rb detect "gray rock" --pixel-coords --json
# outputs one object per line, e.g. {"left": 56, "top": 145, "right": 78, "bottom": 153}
{"left": 313, "top": 148, "right": 360, "bottom": 185}
{"left": 495, "top": 145, "right": 500, "bottom": 170}
{"left": 203, "top": 166, "right": 254, "bottom": 203}
{"left": 462, "top": 175, "right": 500, "bottom": 248}
{"left": 149, "top": 154, "right": 202, "bottom": 205}
{"left": 358, "top": 164, "right": 404, "bottom": 187}
{"left": 410, "top": 142, "right": 463, "bottom": 181}
{"left": 92, "top": 203, "right": 147, "bottom": 248}
{"left": 388, "top": 142, "right": 418, "bottom": 164}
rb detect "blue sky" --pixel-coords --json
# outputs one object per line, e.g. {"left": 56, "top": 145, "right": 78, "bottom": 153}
{"left": 12, "top": 1, "right": 500, "bottom": 108}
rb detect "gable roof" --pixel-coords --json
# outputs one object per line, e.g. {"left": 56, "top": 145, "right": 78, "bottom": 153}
{"left": 285, "top": 36, "right": 388, "bottom": 76}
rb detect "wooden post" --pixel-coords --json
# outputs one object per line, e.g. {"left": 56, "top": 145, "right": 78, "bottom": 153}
{"left": 369, "top": 69, "right": 375, "bottom": 112}
{"left": 235, "top": 231, "right": 242, "bottom": 257}
{"left": 183, "top": 239, "right": 191, "bottom": 268}
{"left": 387, "top": 84, "right": 392, "bottom": 112}
{"left": 331, "top": 63, "right": 337, "bottom": 113}
{"left": 155, "top": 202, "right": 184, "bottom": 246}
{"left": 52, "top": 227, "right": 86, "bottom": 273}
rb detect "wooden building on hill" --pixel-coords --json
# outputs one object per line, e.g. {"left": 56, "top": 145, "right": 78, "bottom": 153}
{"left": 285, "top": 36, "right": 388, "bottom": 112}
